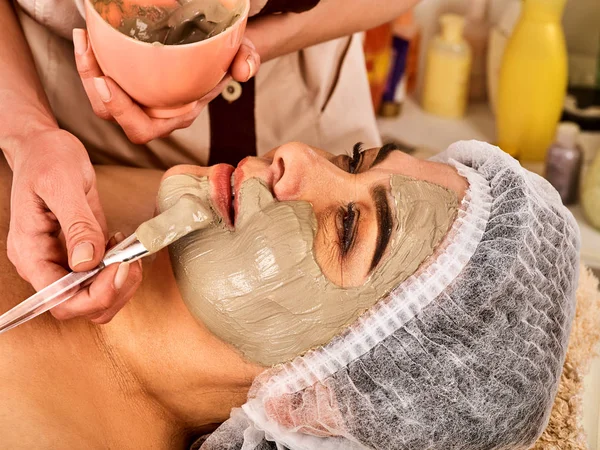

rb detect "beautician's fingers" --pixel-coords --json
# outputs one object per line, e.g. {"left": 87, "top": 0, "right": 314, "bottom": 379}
{"left": 50, "top": 258, "right": 143, "bottom": 321}
{"left": 73, "top": 27, "right": 205, "bottom": 140}
{"left": 73, "top": 28, "right": 112, "bottom": 121}
{"left": 89, "top": 75, "right": 231, "bottom": 144}
{"left": 43, "top": 175, "right": 107, "bottom": 275}
{"left": 229, "top": 37, "right": 260, "bottom": 83}
{"left": 51, "top": 231, "right": 142, "bottom": 321}
{"left": 85, "top": 265, "right": 139, "bottom": 324}
{"left": 49, "top": 263, "right": 121, "bottom": 321}
{"left": 73, "top": 27, "right": 234, "bottom": 143}
{"left": 152, "top": 74, "right": 233, "bottom": 139}
{"left": 7, "top": 129, "right": 108, "bottom": 291}
{"left": 87, "top": 260, "right": 143, "bottom": 324}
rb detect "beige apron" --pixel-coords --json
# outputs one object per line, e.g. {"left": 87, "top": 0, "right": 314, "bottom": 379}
{"left": 14, "top": 1, "right": 381, "bottom": 169}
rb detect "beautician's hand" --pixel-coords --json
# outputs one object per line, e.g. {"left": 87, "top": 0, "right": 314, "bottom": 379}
{"left": 7, "top": 128, "right": 142, "bottom": 324}
{"left": 73, "top": 29, "right": 260, "bottom": 145}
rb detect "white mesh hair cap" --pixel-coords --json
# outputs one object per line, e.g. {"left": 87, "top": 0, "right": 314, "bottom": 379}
{"left": 199, "top": 140, "right": 581, "bottom": 450}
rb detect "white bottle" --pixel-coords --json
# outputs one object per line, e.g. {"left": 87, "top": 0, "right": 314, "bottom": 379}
{"left": 464, "top": 0, "right": 489, "bottom": 102}
{"left": 422, "top": 14, "right": 472, "bottom": 118}
{"left": 487, "top": 0, "right": 522, "bottom": 114}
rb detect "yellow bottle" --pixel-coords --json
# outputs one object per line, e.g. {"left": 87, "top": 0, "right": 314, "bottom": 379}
{"left": 496, "top": 0, "right": 568, "bottom": 161}
{"left": 422, "top": 14, "right": 472, "bottom": 118}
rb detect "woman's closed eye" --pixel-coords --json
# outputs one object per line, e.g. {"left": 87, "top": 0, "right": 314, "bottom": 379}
{"left": 319, "top": 143, "right": 399, "bottom": 285}
{"left": 335, "top": 143, "right": 366, "bottom": 257}
{"left": 337, "top": 202, "right": 359, "bottom": 256}
{"left": 347, "top": 142, "right": 365, "bottom": 174}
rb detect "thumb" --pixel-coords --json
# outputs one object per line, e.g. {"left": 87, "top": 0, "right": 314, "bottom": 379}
{"left": 46, "top": 190, "right": 106, "bottom": 272}
{"left": 230, "top": 37, "right": 260, "bottom": 83}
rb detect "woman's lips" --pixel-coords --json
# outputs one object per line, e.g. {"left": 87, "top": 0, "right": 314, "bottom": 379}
{"left": 208, "top": 164, "right": 235, "bottom": 228}
{"left": 232, "top": 166, "right": 243, "bottom": 227}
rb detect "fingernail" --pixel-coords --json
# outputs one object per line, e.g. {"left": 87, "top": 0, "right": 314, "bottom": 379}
{"left": 107, "top": 236, "right": 117, "bottom": 248}
{"left": 72, "top": 242, "right": 94, "bottom": 267}
{"left": 94, "top": 77, "right": 112, "bottom": 102}
{"left": 113, "top": 262, "right": 130, "bottom": 291}
{"left": 114, "top": 231, "right": 126, "bottom": 243}
{"left": 246, "top": 54, "right": 256, "bottom": 82}
{"left": 73, "top": 29, "right": 88, "bottom": 56}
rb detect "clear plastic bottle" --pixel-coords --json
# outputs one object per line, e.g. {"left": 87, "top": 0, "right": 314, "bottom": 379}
{"left": 544, "top": 122, "right": 583, "bottom": 205}
{"left": 422, "top": 14, "right": 472, "bottom": 118}
{"left": 496, "top": 0, "right": 568, "bottom": 161}
{"left": 487, "top": 0, "right": 521, "bottom": 114}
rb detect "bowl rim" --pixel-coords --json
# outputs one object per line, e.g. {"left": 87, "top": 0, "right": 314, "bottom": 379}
{"left": 84, "top": 0, "right": 250, "bottom": 48}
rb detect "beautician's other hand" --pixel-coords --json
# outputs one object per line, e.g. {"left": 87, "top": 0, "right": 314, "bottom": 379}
{"left": 73, "top": 28, "right": 260, "bottom": 145}
{"left": 7, "top": 128, "right": 142, "bottom": 324}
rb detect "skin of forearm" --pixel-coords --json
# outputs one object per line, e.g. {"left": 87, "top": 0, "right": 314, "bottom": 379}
{"left": 0, "top": 0, "right": 58, "bottom": 167}
{"left": 246, "top": 0, "right": 421, "bottom": 62}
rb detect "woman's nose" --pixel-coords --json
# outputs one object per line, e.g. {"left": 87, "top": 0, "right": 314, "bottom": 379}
{"left": 270, "top": 142, "right": 346, "bottom": 202}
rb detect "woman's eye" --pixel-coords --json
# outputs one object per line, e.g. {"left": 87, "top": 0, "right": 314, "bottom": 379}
{"left": 348, "top": 155, "right": 360, "bottom": 174}
{"left": 347, "top": 142, "right": 364, "bottom": 174}
{"left": 338, "top": 203, "right": 359, "bottom": 255}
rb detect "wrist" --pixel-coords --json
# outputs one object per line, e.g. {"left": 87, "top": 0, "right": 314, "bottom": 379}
{"left": 0, "top": 108, "right": 58, "bottom": 168}
{"left": 9, "top": 128, "right": 91, "bottom": 184}
{"left": 246, "top": 13, "right": 298, "bottom": 63}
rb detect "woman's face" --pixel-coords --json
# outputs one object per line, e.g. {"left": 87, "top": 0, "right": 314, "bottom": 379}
{"left": 170, "top": 142, "right": 468, "bottom": 286}
{"left": 160, "top": 142, "right": 467, "bottom": 365}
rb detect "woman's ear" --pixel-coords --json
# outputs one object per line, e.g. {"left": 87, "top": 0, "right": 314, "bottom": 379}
{"left": 263, "top": 381, "right": 346, "bottom": 437}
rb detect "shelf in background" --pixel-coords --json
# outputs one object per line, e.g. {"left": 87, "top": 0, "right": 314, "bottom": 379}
{"left": 378, "top": 96, "right": 496, "bottom": 151}
{"left": 378, "top": 95, "right": 600, "bottom": 270}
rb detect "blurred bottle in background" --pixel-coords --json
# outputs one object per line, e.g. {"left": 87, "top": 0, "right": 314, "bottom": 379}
{"left": 405, "top": 12, "right": 421, "bottom": 96}
{"left": 379, "top": 10, "right": 421, "bottom": 118}
{"left": 463, "top": 0, "right": 489, "bottom": 102}
{"left": 582, "top": 149, "right": 600, "bottom": 231}
{"left": 422, "top": 14, "right": 472, "bottom": 118}
{"left": 487, "top": 0, "right": 521, "bottom": 114}
{"left": 545, "top": 122, "right": 583, "bottom": 205}
{"left": 363, "top": 24, "right": 393, "bottom": 114}
{"left": 496, "top": 0, "right": 568, "bottom": 161}
{"left": 561, "top": 26, "right": 600, "bottom": 131}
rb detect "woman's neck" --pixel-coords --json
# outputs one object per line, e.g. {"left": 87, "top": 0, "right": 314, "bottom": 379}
{"left": 71, "top": 250, "right": 263, "bottom": 448}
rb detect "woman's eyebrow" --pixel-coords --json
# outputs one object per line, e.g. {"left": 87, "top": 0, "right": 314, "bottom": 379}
{"left": 370, "top": 185, "right": 393, "bottom": 272}
{"left": 370, "top": 143, "right": 401, "bottom": 169}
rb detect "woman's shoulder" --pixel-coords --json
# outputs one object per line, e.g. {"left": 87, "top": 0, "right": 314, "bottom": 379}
{"left": 0, "top": 156, "right": 78, "bottom": 445}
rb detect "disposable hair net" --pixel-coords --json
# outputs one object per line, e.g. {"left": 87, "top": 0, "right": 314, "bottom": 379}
{"left": 199, "top": 140, "right": 581, "bottom": 450}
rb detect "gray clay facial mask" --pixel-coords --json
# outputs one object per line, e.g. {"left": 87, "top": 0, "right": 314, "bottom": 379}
{"left": 157, "top": 174, "right": 459, "bottom": 366}
{"left": 95, "top": 0, "right": 243, "bottom": 45}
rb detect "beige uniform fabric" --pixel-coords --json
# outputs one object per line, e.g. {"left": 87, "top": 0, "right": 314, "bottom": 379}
{"left": 14, "top": 0, "right": 381, "bottom": 169}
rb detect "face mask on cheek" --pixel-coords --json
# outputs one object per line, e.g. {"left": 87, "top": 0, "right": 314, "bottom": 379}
{"left": 159, "top": 175, "right": 459, "bottom": 367}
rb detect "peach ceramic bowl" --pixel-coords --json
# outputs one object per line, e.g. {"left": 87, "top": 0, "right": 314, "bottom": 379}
{"left": 84, "top": 0, "right": 249, "bottom": 118}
